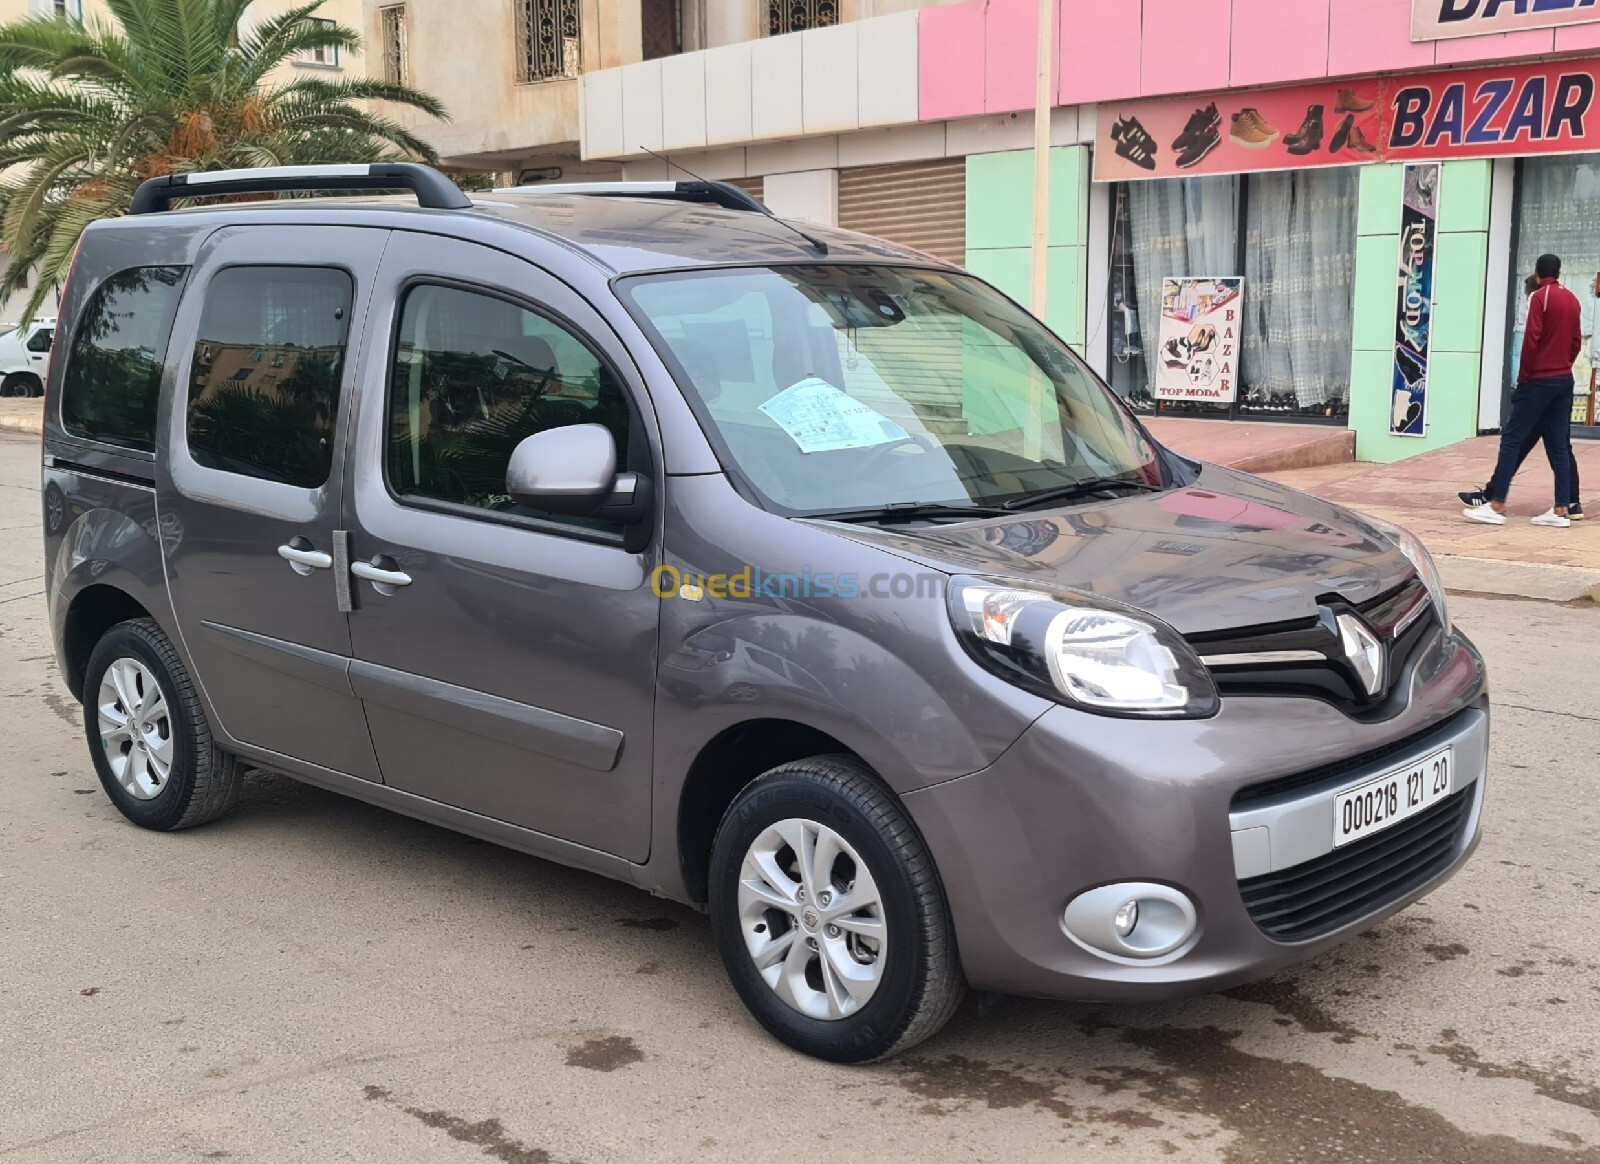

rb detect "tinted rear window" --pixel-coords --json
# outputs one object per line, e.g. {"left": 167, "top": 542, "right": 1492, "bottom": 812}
{"left": 60, "top": 266, "right": 189, "bottom": 452}
{"left": 185, "top": 266, "right": 353, "bottom": 487}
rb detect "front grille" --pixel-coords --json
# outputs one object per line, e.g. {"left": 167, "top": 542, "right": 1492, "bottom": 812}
{"left": 1231, "top": 709, "right": 1471, "bottom": 807}
{"left": 1239, "top": 786, "right": 1473, "bottom": 942}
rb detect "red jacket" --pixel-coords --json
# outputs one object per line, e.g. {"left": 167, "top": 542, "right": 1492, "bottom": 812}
{"left": 1520, "top": 278, "right": 1583, "bottom": 383}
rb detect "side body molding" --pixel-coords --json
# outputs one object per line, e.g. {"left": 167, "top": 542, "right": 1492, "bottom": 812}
{"left": 349, "top": 660, "right": 624, "bottom": 773}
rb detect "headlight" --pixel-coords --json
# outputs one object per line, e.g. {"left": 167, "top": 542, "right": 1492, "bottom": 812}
{"left": 948, "top": 577, "right": 1218, "bottom": 718}
{"left": 1366, "top": 516, "right": 1450, "bottom": 635}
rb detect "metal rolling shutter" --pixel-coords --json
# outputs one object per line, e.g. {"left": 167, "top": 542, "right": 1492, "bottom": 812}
{"left": 726, "top": 175, "right": 764, "bottom": 204}
{"left": 837, "top": 160, "right": 966, "bottom": 266}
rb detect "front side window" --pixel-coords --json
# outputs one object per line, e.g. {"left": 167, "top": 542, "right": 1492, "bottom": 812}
{"left": 387, "top": 284, "right": 632, "bottom": 528}
{"left": 621, "top": 265, "right": 1160, "bottom": 516}
{"left": 186, "top": 266, "right": 353, "bottom": 487}
{"left": 27, "top": 328, "right": 52, "bottom": 353}
{"left": 60, "top": 265, "right": 189, "bottom": 452}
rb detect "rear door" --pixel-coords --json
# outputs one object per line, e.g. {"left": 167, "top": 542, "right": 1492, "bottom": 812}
{"left": 341, "top": 234, "right": 661, "bottom": 861}
{"left": 158, "top": 225, "right": 387, "bottom": 780}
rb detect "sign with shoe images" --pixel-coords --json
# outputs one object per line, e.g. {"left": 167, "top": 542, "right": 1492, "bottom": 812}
{"left": 1391, "top": 164, "right": 1440, "bottom": 438}
{"left": 1095, "top": 56, "right": 1600, "bottom": 182}
{"left": 1413, "top": 0, "right": 1600, "bottom": 43}
{"left": 1155, "top": 277, "right": 1243, "bottom": 403}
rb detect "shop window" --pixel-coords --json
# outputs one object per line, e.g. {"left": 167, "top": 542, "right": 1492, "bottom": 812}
{"left": 516, "top": 0, "right": 581, "bottom": 81}
{"left": 1512, "top": 155, "right": 1600, "bottom": 429}
{"left": 768, "top": 0, "right": 835, "bottom": 36}
{"left": 1109, "top": 169, "right": 1357, "bottom": 420}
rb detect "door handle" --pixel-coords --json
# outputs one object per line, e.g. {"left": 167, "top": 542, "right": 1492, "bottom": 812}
{"left": 278, "top": 542, "right": 333, "bottom": 574}
{"left": 351, "top": 558, "right": 412, "bottom": 592}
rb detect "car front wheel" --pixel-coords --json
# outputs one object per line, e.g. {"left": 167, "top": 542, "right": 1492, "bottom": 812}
{"left": 708, "top": 756, "right": 965, "bottom": 1062}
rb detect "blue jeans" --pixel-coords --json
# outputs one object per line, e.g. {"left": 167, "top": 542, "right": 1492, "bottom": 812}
{"left": 1488, "top": 375, "right": 1575, "bottom": 509}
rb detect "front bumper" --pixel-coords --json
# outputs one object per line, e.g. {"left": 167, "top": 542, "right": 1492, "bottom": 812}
{"left": 903, "top": 631, "right": 1487, "bottom": 1000}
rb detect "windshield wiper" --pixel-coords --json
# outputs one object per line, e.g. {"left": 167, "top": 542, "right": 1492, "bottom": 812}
{"left": 803, "top": 501, "right": 1011, "bottom": 525}
{"left": 1000, "top": 477, "right": 1164, "bottom": 512}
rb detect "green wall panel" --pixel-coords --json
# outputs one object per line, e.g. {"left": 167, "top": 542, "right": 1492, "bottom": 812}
{"left": 1438, "top": 160, "right": 1492, "bottom": 235}
{"left": 965, "top": 147, "right": 1088, "bottom": 252}
{"left": 1432, "top": 231, "right": 1489, "bottom": 354}
{"left": 963, "top": 244, "right": 1087, "bottom": 349}
{"left": 1352, "top": 234, "right": 1400, "bottom": 353}
{"left": 1357, "top": 163, "right": 1405, "bottom": 237}
{"left": 1350, "top": 348, "right": 1481, "bottom": 463}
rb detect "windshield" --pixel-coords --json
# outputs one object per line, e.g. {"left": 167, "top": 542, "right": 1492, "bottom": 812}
{"left": 620, "top": 265, "right": 1164, "bottom": 516}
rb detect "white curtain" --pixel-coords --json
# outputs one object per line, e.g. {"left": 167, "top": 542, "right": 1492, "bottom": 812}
{"left": 1241, "top": 168, "right": 1358, "bottom": 410}
{"left": 1124, "top": 176, "right": 1240, "bottom": 401}
{"left": 1514, "top": 154, "right": 1600, "bottom": 385}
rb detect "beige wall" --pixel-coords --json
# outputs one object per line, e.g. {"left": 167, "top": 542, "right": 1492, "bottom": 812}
{"left": 367, "top": 0, "right": 959, "bottom": 174}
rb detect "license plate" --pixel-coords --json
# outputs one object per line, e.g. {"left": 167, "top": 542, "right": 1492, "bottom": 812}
{"left": 1333, "top": 746, "right": 1453, "bottom": 848}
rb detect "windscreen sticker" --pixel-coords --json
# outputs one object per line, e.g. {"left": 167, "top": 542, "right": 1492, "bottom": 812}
{"left": 758, "top": 377, "right": 909, "bottom": 454}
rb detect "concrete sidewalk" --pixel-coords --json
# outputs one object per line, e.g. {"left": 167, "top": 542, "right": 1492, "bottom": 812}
{"left": 0, "top": 398, "right": 41, "bottom": 434}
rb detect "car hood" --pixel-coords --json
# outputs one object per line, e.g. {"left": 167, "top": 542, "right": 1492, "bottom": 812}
{"left": 808, "top": 465, "right": 1416, "bottom": 636}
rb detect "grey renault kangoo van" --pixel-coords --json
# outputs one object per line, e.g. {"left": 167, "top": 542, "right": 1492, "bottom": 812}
{"left": 42, "top": 163, "right": 1487, "bottom": 1062}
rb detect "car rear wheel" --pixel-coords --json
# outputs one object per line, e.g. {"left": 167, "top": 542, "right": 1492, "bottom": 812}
{"left": 708, "top": 755, "right": 965, "bottom": 1062}
{"left": 83, "top": 618, "right": 243, "bottom": 831}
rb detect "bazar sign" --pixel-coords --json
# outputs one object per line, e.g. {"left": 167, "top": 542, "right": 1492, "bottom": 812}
{"left": 1095, "top": 58, "right": 1600, "bottom": 182}
{"left": 1414, "top": 0, "right": 1600, "bottom": 42}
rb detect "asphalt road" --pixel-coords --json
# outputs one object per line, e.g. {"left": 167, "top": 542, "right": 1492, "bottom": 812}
{"left": 2, "top": 432, "right": 1599, "bottom": 1163}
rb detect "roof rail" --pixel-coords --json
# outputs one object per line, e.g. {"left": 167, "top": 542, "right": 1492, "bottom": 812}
{"left": 499, "top": 180, "right": 768, "bottom": 214}
{"left": 129, "top": 163, "right": 473, "bottom": 214}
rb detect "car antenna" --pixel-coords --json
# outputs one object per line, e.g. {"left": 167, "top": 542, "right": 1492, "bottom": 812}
{"left": 639, "top": 146, "right": 828, "bottom": 256}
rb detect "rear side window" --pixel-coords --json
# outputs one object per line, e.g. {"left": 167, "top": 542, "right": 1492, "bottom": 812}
{"left": 60, "top": 266, "right": 188, "bottom": 452}
{"left": 186, "top": 266, "right": 353, "bottom": 487}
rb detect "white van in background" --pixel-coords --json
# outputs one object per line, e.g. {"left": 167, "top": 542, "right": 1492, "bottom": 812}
{"left": 0, "top": 317, "right": 54, "bottom": 396}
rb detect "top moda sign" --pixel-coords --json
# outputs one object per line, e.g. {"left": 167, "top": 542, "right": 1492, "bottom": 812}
{"left": 1095, "top": 57, "right": 1600, "bottom": 182}
{"left": 1414, "top": 0, "right": 1600, "bottom": 42}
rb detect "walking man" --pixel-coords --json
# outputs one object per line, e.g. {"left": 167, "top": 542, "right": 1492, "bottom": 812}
{"left": 1460, "top": 271, "right": 1583, "bottom": 519}
{"left": 1463, "top": 254, "right": 1581, "bottom": 528}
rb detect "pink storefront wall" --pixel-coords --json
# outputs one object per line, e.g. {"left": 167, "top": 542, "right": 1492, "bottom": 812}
{"left": 918, "top": 0, "right": 1600, "bottom": 121}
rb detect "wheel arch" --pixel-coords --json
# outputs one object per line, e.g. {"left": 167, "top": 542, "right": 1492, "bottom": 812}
{"left": 676, "top": 718, "right": 867, "bottom": 904}
{"left": 63, "top": 584, "right": 152, "bottom": 700}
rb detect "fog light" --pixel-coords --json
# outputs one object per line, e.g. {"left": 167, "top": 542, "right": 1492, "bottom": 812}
{"left": 1062, "top": 883, "right": 1198, "bottom": 962}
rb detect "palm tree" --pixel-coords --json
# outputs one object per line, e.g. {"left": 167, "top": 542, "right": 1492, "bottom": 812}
{"left": 0, "top": 0, "right": 449, "bottom": 320}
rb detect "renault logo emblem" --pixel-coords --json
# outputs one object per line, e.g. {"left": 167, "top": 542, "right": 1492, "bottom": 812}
{"left": 1335, "top": 613, "right": 1386, "bottom": 698}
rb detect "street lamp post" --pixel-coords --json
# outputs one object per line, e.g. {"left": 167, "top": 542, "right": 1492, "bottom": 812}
{"left": 1030, "top": 0, "right": 1053, "bottom": 319}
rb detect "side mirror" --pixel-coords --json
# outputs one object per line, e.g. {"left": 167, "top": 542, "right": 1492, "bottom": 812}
{"left": 505, "top": 423, "right": 649, "bottom": 523}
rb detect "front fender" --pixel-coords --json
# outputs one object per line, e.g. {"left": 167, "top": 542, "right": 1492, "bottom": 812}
{"left": 654, "top": 611, "right": 1049, "bottom": 793}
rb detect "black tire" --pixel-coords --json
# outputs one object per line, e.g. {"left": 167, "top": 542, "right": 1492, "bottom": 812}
{"left": 82, "top": 618, "right": 243, "bottom": 831}
{"left": 1, "top": 373, "right": 39, "bottom": 398}
{"left": 708, "top": 755, "right": 965, "bottom": 1063}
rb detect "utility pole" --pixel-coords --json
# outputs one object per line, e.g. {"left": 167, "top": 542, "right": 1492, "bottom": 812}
{"left": 1030, "top": 0, "right": 1053, "bottom": 319}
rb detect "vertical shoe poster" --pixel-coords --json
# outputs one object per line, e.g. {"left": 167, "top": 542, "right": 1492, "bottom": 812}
{"left": 1155, "top": 277, "right": 1243, "bottom": 403}
{"left": 1391, "top": 163, "right": 1439, "bottom": 438}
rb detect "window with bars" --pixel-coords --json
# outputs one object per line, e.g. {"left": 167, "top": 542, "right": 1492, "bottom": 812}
{"left": 515, "top": 0, "right": 581, "bottom": 83}
{"left": 302, "top": 17, "right": 340, "bottom": 67}
{"left": 768, "top": 0, "right": 835, "bottom": 36}
{"left": 378, "top": 5, "right": 407, "bottom": 84}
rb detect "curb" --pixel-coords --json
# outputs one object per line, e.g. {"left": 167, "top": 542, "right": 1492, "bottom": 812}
{"left": 1436, "top": 554, "right": 1600, "bottom": 605}
{"left": 0, "top": 413, "right": 41, "bottom": 436}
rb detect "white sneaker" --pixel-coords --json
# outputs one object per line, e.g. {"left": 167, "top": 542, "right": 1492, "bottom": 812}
{"left": 1532, "top": 509, "right": 1571, "bottom": 528}
{"left": 1462, "top": 505, "right": 1505, "bottom": 525}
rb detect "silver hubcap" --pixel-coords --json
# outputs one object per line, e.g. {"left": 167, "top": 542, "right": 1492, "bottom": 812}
{"left": 96, "top": 658, "right": 173, "bottom": 801}
{"left": 737, "top": 818, "right": 886, "bottom": 1021}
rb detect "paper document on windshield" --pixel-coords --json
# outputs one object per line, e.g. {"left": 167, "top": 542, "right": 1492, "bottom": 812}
{"left": 759, "top": 377, "right": 909, "bottom": 454}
